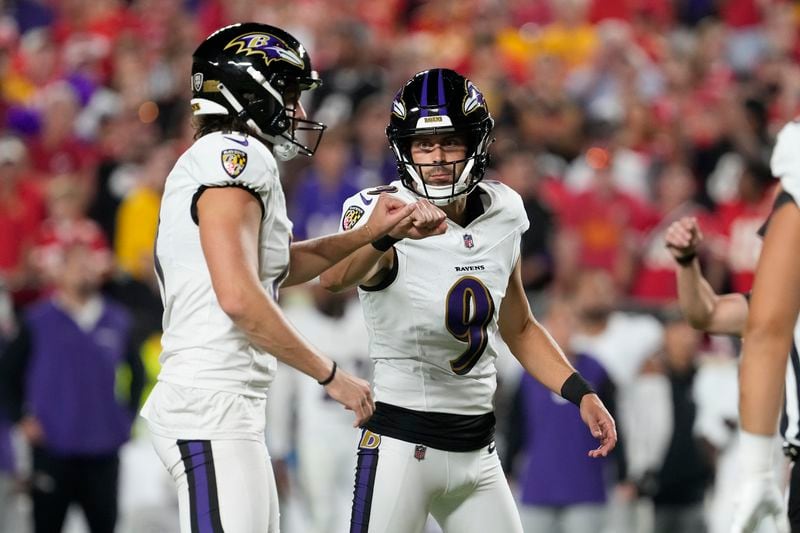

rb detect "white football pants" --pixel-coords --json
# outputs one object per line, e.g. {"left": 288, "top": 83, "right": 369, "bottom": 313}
{"left": 150, "top": 434, "right": 280, "bottom": 533}
{"left": 350, "top": 430, "right": 523, "bottom": 533}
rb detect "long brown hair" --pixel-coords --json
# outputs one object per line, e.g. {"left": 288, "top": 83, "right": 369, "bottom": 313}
{"left": 192, "top": 115, "right": 261, "bottom": 140}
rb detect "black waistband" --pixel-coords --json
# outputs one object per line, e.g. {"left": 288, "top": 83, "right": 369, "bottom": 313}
{"left": 364, "top": 402, "right": 495, "bottom": 452}
{"left": 785, "top": 442, "right": 799, "bottom": 459}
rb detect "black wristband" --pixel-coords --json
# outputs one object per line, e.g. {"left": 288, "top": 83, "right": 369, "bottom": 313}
{"left": 674, "top": 252, "right": 697, "bottom": 266}
{"left": 560, "top": 372, "right": 596, "bottom": 407}
{"left": 371, "top": 235, "right": 401, "bottom": 252}
{"left": 318, "top": 361, "right": 337, "bottom": 386}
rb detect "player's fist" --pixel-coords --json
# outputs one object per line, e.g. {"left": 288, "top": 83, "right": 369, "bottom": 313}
{"left": 730, "top": 472, "right": 789, "bottom": 533}
{"left": 664, "top": 216, "right": 703, "bottom": 260}
{"left": 401, "top": 199, "right": 447, "bottom": 239}
{"left": 324, "top": 367, "right": 375, "bottom": 427}
{"left": 364, "top": 193, "right": 418, "bottom": 239}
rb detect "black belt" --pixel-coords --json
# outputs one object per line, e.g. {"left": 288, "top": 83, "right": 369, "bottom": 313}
{"left": 784, "top": 442, "right": 799, "bottom": 459}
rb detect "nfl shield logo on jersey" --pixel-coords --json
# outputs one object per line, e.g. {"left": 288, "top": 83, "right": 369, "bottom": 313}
{"left": 414, "top": 445, "right": 427, "bottom": 461}
{"left": 221, "top": 149, "right": 247, "bottom": 178}
{"left": 463, "top": 234, "right": 474, "bottom": 249}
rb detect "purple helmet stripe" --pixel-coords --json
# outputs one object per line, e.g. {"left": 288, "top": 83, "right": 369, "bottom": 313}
{"left": 350, "top": 444, "right": 379, "bottom": 532}
{"left": 419, "top": 70, "right": 430, "bottom": 117}
{"left": 437, "top": 69, "right": 446, "bottom": 108}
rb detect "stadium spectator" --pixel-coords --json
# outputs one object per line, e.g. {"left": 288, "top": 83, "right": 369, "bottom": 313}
{"left": 504, "top": 297, "right": 617, "bottom": 533}
{"left": 649, "top": 317, "right": 714, "bottom": 533}
{"left": 713, "top": 158, "right": 775, "bottom": 294}
{"left": 0, "top": 135, "right": 45, "bottom": 304}
{"left": 629, "top": 162, "right": 711, "bottom": 308}
{"left": 289, "top": 126, "right": 363, "bottom": 240}
{"left": 0, "top": 228, "right": 144, "bottom": 533}
{"left": 114, "top": 141, "right": 175, "bottom": 282}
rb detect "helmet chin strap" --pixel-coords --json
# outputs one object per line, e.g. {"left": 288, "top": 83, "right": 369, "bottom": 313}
{"left": 404, "top": 157, "right": 476, "bottom": 204}
{"left": 217, "top": 82, "right": 300, "bottom": 161}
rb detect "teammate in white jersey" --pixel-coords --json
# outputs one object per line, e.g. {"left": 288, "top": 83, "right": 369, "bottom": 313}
{"left": 703, "top": 120, "right": 800, "bottom": 533}
{"left": 320, "top": 68, "right": 618, "bottom": 533}
{"left": 665, "top": 215, "right": 792, "bottom": 533}
{"left": 140, "top": 23, "right": 444, "bottom": 533}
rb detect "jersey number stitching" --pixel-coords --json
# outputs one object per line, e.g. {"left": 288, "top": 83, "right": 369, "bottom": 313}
{"left": 445, "top": 276, "right": 495, "bottom": 375}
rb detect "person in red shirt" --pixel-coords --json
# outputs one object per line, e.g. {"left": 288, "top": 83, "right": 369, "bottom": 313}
{"left": 0, "top": 136, "right": 45, "bottom": 304}
{"left": 629, "top": 162, "right": 714, "bottom": 308}
{"left": 26, "top": 83, "right": 98, "bottom": 183}
{"left": 714, "top": 158, "right": 776, "bottom": 293}
{"left": 556, "top": 146, "right": 650, "bottom": 290}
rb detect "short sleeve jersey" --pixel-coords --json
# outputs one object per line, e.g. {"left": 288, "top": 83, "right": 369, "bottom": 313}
{"left": 771, "top": 121, "right": 800, "bottom": 204}
{"left": 339, "top": 181, "right": 529, "bottom": 415}
{"left": 154, "top": 132, "right": 292, "bottom": 397}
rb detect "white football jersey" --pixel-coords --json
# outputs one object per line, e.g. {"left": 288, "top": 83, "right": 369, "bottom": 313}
{"left": 771, "top": 120, "right": 800, "bottom": 202}
{"left": 152, "top": 131, "right": 292, "bottom": 398}
{"left": 339, "top": 180, "right": 529, "bottom": 415}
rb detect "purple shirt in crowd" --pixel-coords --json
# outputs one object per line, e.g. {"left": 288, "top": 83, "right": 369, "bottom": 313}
{"left": 24, "top": 299, "right": 134, "bottom": 456}
{"left": 0, "top": 418, "right": 13, "bottom": 473}
{"left": 518, "top": 354, "right": 611, "bottom": 506}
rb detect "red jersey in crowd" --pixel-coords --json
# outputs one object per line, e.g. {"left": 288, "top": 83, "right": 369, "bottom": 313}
{"left": 714, "top": 191, "right": 774, "bottom": 293}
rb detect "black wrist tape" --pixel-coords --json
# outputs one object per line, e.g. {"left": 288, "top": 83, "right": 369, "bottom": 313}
{"left": 675, "top": 252, "right": 697, "bottom": 266}
{"left": 371, "top": 235, "right": 401, "bottom": 252}
{"left": 318, "top": 361, "right": 337, "bottom": 386}
{"left": 561, "top": 372, "right": 595, "bottom": 406}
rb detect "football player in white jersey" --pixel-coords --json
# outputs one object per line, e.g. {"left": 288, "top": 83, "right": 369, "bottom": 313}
{"left": 665, "top": 215, "right": 791, "bottom": 533}
{"left": 723, "top": 120, "right": 800, "bottom": 533}
{"left": 320, "top": 68, "right": 618, "bottom": 533}
{"left": 139, "top": 23, "right": 445, "bottom": 533}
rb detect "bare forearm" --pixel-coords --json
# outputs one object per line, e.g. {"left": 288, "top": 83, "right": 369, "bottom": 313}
{"left": 676, "top": 260, "right": 719, "bottom": 328}
{"left": 739, "top": 327, "right": 791, "bottom": 435}
{"left": 230, "top": 288, "right": 332, "bottom": 382}
{"left": 319, "top": 244, "right": 388, "bottom": 292}
{"left": 506, "top": 318, "right": 577, "bottom": 394}
{"left": 284, "top": 226, "right": 373, "bottom": 287}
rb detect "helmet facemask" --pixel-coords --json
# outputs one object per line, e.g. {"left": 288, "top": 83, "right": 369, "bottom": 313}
{"left": 390, "top": 125, "right": 493, "bottom": 206}
{"left": 386, "top": 68, "right": 495, "bottom": 205}
{"left": 213, "top": 70, "right": 325, "bottom": 161}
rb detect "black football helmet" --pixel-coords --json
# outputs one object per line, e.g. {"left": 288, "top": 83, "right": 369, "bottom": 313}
{"left": 191, "top": 22, "right": 326, "bottom": 160}
{"left": 387, "top": 68, "right": 494, "bottom": 205}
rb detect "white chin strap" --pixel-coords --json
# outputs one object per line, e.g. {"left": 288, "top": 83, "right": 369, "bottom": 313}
{"left": 404, "top": 157, "right": 476, "bottom": 206}
{"left": 209, "top": 82, "right": 300, "bottom": 162}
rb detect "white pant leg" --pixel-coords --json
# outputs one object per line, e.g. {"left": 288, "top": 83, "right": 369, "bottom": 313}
{"left": 351, "top": 432, "right": 442, "bottom": 533}
{"left": 430, "top": 445, "right": 523, "bottom": 533}
{"left": 150, "top": 434, "right": 279, "bottom": 533}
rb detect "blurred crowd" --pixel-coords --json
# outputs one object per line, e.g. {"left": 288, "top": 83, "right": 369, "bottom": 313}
{"left": 1, "top": 0, "right": 799, "bottom": 532}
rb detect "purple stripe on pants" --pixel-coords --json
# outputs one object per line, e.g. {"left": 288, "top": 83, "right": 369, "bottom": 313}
{"left": 350, "top": 448, "right": 379, "bottom": 533}
{"left": 188, "top": 441, "right": 214, "bottom": 533}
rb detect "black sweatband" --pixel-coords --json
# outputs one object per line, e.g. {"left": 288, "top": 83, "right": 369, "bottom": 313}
{"left": 371, "top": 235, "right": 401, "bottom": 252}
{"left": 560, "top": 372, "right": 595, "bottom": 406}
{"left": 674, "top": 252, "right": 697, "bottom": 266}
{"left": 318, "top": 361, "right": 337, "bottom": 386}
